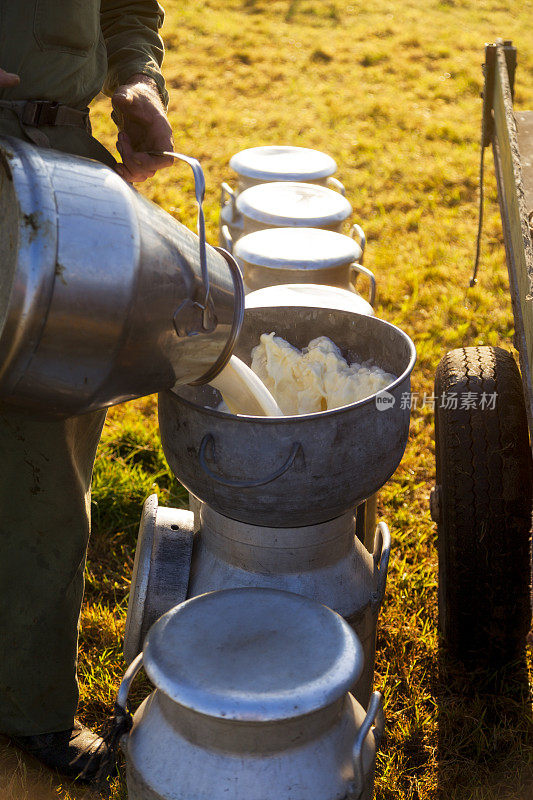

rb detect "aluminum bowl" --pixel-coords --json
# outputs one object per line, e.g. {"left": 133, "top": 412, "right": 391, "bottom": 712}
{"left": 158, "top": 307, "right": 416, "bottom": 526}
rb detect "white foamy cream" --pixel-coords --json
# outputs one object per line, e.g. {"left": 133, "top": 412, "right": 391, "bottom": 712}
{"left": 251, "top": 333, "right": 395, "bottom": 415}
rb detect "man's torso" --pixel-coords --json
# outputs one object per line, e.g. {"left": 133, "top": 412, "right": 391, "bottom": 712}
{"left": 0, "top": 0, "right": 107, "bottom": 109}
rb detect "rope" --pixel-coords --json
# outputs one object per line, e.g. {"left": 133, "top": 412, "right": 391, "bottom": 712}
{"left": 470, "top": 114, "right": 488, "bottom": 288}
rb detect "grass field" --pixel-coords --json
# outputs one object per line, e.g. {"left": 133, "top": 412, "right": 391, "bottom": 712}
{"left": 1, "top": 1, "right": 533, "bottom": 798}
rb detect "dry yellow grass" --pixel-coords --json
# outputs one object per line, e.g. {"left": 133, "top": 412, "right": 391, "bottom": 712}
{"left": 2, "top": 1, "right": 533, "bottom": 798}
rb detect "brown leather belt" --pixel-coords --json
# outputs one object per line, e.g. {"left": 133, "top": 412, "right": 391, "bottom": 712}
{"left": 0, "top": 100, "right": 91, "bottom": 147}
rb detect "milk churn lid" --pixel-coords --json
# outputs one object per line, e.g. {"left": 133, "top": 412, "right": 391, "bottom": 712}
{"left": 142, "top": 587, "right": 363, "bottom": 722}
{"left": 245, "top": 283, "right": 374, "bottom": 316}
{"left": 236, "top": 182, "right": 352, "bottom": 227}
{"left": 229, "top": 145, "right": 337, "bottom": 182}
{"left": 234, "top": 227, "right": 362, "bottom": 270}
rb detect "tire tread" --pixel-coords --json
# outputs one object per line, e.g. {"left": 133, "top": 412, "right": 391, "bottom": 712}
{"left": 435, "top": 346, "right": 532, "bottom": 668}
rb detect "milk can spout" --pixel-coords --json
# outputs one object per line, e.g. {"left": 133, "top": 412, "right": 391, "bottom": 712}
{"left": 0, "top": 136, "right": 244, "bottom": 417}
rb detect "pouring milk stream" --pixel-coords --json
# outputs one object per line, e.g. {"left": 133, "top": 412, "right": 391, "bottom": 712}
{"left": 209, "top": 356, "right": 283, "bottom": 416}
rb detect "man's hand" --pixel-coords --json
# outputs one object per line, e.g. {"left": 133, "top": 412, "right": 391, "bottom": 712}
{"left": 112, "top": 74, "right": 173, "bottom": 183}
{"left": 0, "top": 68, "right": 20, "bottom": 88}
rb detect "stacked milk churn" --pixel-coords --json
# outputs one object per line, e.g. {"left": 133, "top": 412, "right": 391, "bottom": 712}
{"left": 219, "top": 145, "right": 380, "bottom": 550}
{"left": 218, "top": 145, "right": 376, "bottom": 313}
{"left": 119, "top": 147, "right": 417, "bottom": 799}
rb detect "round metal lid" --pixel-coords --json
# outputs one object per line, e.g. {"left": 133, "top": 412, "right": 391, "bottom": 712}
{"left": 234, "top": 227, "right": 362, "bottom": 269}
{"left": 229, "top": 146, "right": 337, "bottom": 182}
{"left": 245, "top": 283, "right": 374, "bottom": 316}
{"left": 236, "top": 182, "right": 352, "bottom": 227}
{"left": 143, "top": 588, "right": 363, "bottom": 722}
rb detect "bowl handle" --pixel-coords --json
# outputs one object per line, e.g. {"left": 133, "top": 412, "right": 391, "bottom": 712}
{"left": 326, "top": 176, "right": 346, "bottom": 196}
{"left": 199, "top": 433, "right": 302, "bottom": 488}
{"left": 349, "top": 263, "right": 376, "bottom": 307}
{"left": 351, "top": 691, "right": 384, "bottom": 797}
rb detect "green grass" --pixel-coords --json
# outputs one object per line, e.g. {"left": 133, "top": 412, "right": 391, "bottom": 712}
{"left": 2, "top": 0, "right": 533, "bottom": 797}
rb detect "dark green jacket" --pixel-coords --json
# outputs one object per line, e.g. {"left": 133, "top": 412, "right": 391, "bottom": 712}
{"left": 0, "top": 0, "right": 168, "bottom": 109}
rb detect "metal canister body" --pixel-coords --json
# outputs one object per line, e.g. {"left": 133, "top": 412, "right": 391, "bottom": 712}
{"left": 123, "top": 497, "right": 390, "bottom": 707}
{"left": 221, "top": 182, "right": 355, "bottom": 254}
{"left": 188, "top": 504, "right": 390, "bottom": 707}
{"left": 0, "top": 136, "right": 244, "bottom": 417}
{"left": 120, "top": 588, "right": 383, "bottom": 800}
{"left": 126, "top": 692, "right": 378, "bottom": 800}
{"left": 230, "top": 182, "right": 353, "bottom": 247}
{"left": 233, "top": 227, "right": 373, "bottom": 303}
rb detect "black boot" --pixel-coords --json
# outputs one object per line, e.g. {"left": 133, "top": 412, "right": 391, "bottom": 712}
{"left": 10, "top": 719, "right": 108, "bottom": 782}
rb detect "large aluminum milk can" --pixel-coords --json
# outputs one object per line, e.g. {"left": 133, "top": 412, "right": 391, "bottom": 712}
{"left": 0, "top": 136, "right": 244, "bottom": 417}
{"left": 221, "top": 181, "right": 357, "bottom": 253}
{"left": 219, "top": 145, "right": 345, "bottom": 247}
{"left": 233, "top": 227, "right": 374, "bottom": 302}
{"left": 120, "top": 588, "right": 384, "bottom": 800}
{"left": 123, "top": 495, "right": 391, "bottom": 707}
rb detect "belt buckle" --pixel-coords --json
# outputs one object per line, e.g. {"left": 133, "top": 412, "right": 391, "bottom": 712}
{"left": 22, "top": 101, "right": 59, "bottom": 127}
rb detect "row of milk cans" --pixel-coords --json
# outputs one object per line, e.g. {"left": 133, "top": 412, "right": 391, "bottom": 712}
{"left": 219, "top": 145, "right": 377, "bottom": 311}
{"left": 119, "top": 147, "right": 386, "bottom": 800}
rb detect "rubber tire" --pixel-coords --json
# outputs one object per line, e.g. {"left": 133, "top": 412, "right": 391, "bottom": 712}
{"left": 435, "top": 346, "right": 532, "bottom": 670}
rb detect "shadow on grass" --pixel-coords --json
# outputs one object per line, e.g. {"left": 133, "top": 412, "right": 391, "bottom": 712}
{"left": 437, "top": 646, "right": 533, "bottom": 798}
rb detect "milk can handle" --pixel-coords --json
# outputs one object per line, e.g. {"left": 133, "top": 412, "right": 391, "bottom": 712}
{"left": 220, "top": 182, "right": 237, "bottom": 217}
{"left": 350, "top": 263, "right": 376, "bottom": 307}
{"left": 199, "top": 433, "right": 302, "bottom": 488}
{"left": 350, "top": 223, "right": 366, "bottom": 258}
{"left": 352, "top": 691, "right": 384, "bottom": 796}
{"left": 326, "top": 176, "right": 346, "bottom": 196}
{"left": 150, "top": 151, "right": 215, "bottom": 333}
{"left": 221, "top": 224, "right": 234, "bottom": 253}
{"left": 372, "top": 521, "right": 391, "bottom": 606}
{"left": 117, "top": 652, "right": 144, "bottom": 712}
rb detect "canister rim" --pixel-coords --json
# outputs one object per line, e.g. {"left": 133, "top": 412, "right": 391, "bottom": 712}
{"left": 167, "top": 307, "right": 416, "bottom": 423}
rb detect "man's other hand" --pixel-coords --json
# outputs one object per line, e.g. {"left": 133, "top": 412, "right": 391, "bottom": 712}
{"left": 112, "top": 74, "right": 173, "bottom": 183}
{"left": 0, "top": 68, "right": 20, "bottom": 88}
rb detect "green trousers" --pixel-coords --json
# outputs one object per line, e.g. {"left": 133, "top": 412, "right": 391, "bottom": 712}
{"left": 0, "top": 114, "right": 115, "bottom": 735}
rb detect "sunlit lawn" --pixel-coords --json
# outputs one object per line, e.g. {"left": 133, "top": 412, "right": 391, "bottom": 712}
{"left": 2, "top": 1, "right": 533, "bottom": 798}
